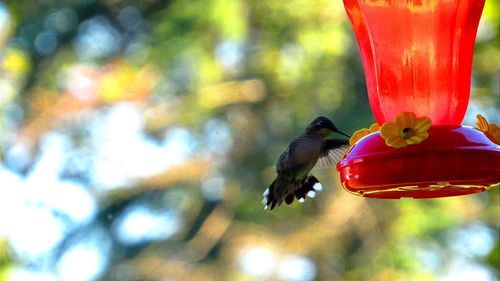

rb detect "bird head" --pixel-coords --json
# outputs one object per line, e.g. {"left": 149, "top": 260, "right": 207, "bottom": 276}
{"left": 304, "top": 116, "right": 350, "bottom": 138}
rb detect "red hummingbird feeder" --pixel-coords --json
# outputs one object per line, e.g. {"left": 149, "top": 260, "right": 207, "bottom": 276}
{"left": 337, "top": 0, "right": 500, "bottom": 198}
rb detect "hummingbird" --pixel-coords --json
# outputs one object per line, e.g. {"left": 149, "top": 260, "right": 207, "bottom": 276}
{"left": 262, "top": 116, "right": 351, "bottom": 210}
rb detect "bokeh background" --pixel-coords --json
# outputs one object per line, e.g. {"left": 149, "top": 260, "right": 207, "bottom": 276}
{"left": 0, "top": 0, "right": 499, "bottom": 280}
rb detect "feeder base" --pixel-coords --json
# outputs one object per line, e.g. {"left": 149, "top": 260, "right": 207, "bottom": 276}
{"left": 337, "top": 126, "right": 500, "bottom": 199}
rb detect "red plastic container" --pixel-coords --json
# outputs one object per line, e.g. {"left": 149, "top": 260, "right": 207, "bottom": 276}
{"left": 339, "top": 0, "right": 500, "bottom": 198}
{"left": 343, "top": 0, "right": 485, "bottom": 125}
{"left": 339, "top": 126, "right": 500, "bottom": 198}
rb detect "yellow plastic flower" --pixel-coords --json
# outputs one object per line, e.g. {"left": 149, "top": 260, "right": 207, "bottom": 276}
{"left": 380, "top": 112, "right": 432, "bottom": 148}
{"left": 476, "top": 114, "right": 500, "bottom": 144}
{"left": 349, "top": 123, "right": 380, "bottom": 145}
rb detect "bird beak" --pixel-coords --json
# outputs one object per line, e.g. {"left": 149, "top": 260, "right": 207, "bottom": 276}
{"left": 337, "top": 130, "right": 351, "bottom": 138}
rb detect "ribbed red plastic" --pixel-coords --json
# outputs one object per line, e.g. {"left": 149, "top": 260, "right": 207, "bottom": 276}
{"left": 337, "top": 126, "right": 500, "bottom": 199}
{"left": 343, "top": 0, "right": 485, "bottom": 125}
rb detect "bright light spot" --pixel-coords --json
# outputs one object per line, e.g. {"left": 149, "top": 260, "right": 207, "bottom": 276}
{"left": 415, "top": 243, "right": 442, "bottom": 271}
{"left": 113, "top": 205, "right": 182, "bottom": 245}
{"left": 162, "top": 127, "right": 195, "bottom": 162}
{"left": 74, "top": 16, "right": 121, "bottom": 60}
{"left": 448, "top": 223, "right": 495, "bottom": 257}
{"left": 203, "top": 119, "right": 233, "bottom": 157}
{"left": 281, "top": 44, "right": 305, "bottom": 71}
{"left": 215, "top": 40, "right": 243, "bottom": 71}
{"left": 476, "top": 20, "right": 495, "bottom": 42}
{"left": 439, "top": 261, "right": 494, "bottom": 281}
{"left": 90, "top": 104, "right": 142, "bottom": 187}
{"left": 25, "top": 180, "right": 96, "bottom": 224}
{"left": 238, "top": 247, "right": 277, "bottom": 278}
{"left": 8, "top": 207, "right": 64, "bottom": 259}
{"left": 1, "top": 132, "right": 97, "bottom": 260}
{"left": 34, "top": 30, "right": 58, "bottom": 55}
{"left": 19, "top": 132, "right": 96, "bottom": 224}
{"left": 89, "top": 104, "right": 195, "bottom": 188}
{"left": 57, "top": 242, "right": 107, "bottom": 281}
{"left": 201, "top": 175, "right": 226, "bottom": 201}
{"left": 3, "top": 102, "right": 24, "bottom": 128}
{"left": 465, "top": 100, "right": 500, "bottom": 125}
{"left": 277, "top": 255, "right": 316, "bottom": 281}
{"left": 9, "top": 268, "right": 58, "bottom": 281}
{"left": 0, "top": 167, "right": 23, "bottom": 236}
{"left": 29, "top": 132, "right": 69, "bottom": 180}
{"left": 4, "top": 140, "right": 32, "bottom": 171}
{"left": 65, "top": 65, "right": 98, "bottom": 101}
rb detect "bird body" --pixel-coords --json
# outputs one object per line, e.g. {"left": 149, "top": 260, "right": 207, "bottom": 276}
{"left": 277, "top": 136, "right": 323, "bottom": 179}
{"left": 263, "top": 116, "right": 350, "bottom": 210}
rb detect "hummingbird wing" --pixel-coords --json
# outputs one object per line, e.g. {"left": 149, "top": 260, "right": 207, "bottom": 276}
{"left": 315, "top": 139, "right": 350, "bottom": 168}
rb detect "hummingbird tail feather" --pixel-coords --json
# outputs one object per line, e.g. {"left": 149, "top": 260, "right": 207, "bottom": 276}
{"left": 263, "top": 175, "right": 323, "bottom": 210}
{"left": 263, "top": 176, "right": 291, "bottom": 210}
{"left": 263, "top": 179, "right": 277, "bottom": 210}
{"left": 293, "top": 175, "right": 322, "bottom": 202}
